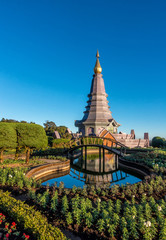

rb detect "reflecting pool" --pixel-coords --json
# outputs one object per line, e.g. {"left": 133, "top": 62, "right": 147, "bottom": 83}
{"left": 42, "top": 151, "right": 141, "bottom": 188}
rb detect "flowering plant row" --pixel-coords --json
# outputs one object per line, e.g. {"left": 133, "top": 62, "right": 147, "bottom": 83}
{"left": 124, "top": 151, "right": 166, "bottom": 175}
{"left": 0, "top": 158, "right": 44, "bottom": 166}
{"left": 0, "top": 213, "right": 30, "bottom": 240}
{"left": 0, "top": 167, "right": 40, "bottom": 190}
{"left": 38, "top": 175, "right": 166, "bottom": 203}
{"left": 30, "top": 188, "right": 166, "bottom": 240}
{"left": 0, "top": 191, "right": 66, "bottom": 240}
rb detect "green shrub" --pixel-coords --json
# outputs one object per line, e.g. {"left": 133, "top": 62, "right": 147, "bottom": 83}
{"left": 37, "top": 190, "right": 50, "bottom": 208}
{"left": 0, "top": 190, "right": 66, "bottom": 240}
{"left": 52, "top": 138, "right": 70, "bottom": 148}
{"left": 66, "top": 212, "right": 73, "bottom": 225}
{"left": 52, "top": 139, "right": 70, "bottom": 144}
{"left": 61, "top": 195, "right": 69, "bottom": 215}
{"left": 50, "top": 190, "right": 58, "bottom": 213}
{"left": 97, "top": 218, "right": 105, "bottom": 233}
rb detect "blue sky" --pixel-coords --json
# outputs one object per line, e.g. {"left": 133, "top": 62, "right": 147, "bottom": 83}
{"left": 0, "top": 0, "right": 166, "bottom": 139}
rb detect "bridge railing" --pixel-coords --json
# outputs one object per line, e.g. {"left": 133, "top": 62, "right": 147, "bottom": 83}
{"left": 68, "top": 136, "right": 128, "bottom": 156}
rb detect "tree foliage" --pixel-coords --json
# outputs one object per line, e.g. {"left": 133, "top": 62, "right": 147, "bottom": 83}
{"left": 43, "top": 121, "right": 72, "bottom": 147}
{"left": 0, "top": 122, "right": 47, "bottom": 164}
{"left": 43, "top": 121, "right": 57, "bottom": 136}
{"left": 152, "top": 137, "right": 166, "bottom": 148}
{"left": 16, "top": 123, "right": 47, "bottom": 149}
{"left": 16, "top": 123, "right": 48, "bottom": 163}
{"left": 57, "top": 126, "right": 72, "bottom": 139}
{"left": 0, "top": 118, "right": 35, "bottom": 124}
{"left": 1, "top": 118, "right": 20, "bottom": 123}
{"left": 0, "top": 123, "right": 17, "bottom": 163}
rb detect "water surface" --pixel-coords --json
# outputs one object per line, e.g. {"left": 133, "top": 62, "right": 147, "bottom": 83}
{"left": 42, "top": 152, "right": 141, "bottom": 188}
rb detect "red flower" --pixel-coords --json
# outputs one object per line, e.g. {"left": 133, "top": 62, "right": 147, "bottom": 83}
{"left": 12, "top": 222, "right": 16, "bottom": 226}
{"left": 23, "top": 233, "right": 30, "bottom": 239}
{"left": 6, "top": 233, "right": 9, "bottom": 237}
{"left": 5, "top": 225, "right": 8, "bottom": 229}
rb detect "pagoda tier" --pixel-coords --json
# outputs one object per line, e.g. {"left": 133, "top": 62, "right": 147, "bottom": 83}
{"left": 75, "top": 50, "right": 120, "bottom": 136}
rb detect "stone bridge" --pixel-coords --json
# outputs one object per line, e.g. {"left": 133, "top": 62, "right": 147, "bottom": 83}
{"left": 67, "top": 136, "right": 128, "bottom": 157}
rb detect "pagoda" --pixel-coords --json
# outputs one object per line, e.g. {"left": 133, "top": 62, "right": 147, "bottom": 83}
{"left": 75, "top": 50, "right": 120, "bottom": 136}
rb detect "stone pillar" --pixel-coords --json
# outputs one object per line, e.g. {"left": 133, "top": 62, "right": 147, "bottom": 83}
{"left": 144, "top": 133, "right": 149, "bottom": 140}
{"left": 85, "top": 127, "right": 88, "bottom": 136}
{"left": 131, "top": 129, "right": 135, "bottom": 139}
{"left": 94, "top": 125, "right": 97, "bottom": 136}
{"left": 144, "top": 132, "right": 149, "bottom": 147}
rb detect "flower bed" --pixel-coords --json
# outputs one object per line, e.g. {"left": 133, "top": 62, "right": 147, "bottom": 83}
{"left": 0, "top": 213, "right": 30, "bottom": 239}
{"left": 0, "top": 158, "right": 44, "bottom": 166}
{"left": 124, "top": 151, "right": 166, "bottom": 176}
{"left": 0, "top": 149, "right": 166, "bottom": 239}
{"left": 31, "top": 155, "right": 67, "bottom": 161}
{"left": 0, "top": 168, "right": 40, "bottom": 193}
{"left": 26, "top": 176, "right": 166, "bottom": 239}
{"left": 0, "top": 191, "right": 66, "bottom": 240}
{"left": 29, "top": 175, "right": 166, "bottom": 204}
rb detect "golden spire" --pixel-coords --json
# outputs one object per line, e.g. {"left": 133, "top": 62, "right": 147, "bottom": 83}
{"left": 94, "top": 50, "right": 102, "bottom": 74}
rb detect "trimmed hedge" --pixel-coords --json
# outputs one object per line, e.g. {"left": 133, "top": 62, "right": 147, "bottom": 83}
{"left": 52, "top": 139, "right": 70, "bottom": 144}
{"left": 52, "top": 138, "right": 71, "bottom": 148}
{"left": 0, "top": 190, "right": 66, "bottom": 240}
{"left": 0, "top": 123, "right": 17, "bottom": 162}
{"left": 0, "top": 122, "right": 48, "bottom": 163}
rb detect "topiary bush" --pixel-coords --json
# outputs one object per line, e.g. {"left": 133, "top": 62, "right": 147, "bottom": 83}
{"left": 0, "top": 123, "right": 17, "bottom": 163}
{"left": 16, "top": 123, "right": 48, "bottom": 163}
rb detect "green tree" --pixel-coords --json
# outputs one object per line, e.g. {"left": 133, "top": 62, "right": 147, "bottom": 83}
{"left": 152, "top": 137, "right": 165, "bottom": 148}
{"left": 43, "top": 121, "right": 57, "bottom": 136}
{"left": 0, "top": 118, "right": 19, "bottom": 123}
{"left": 43, "top": 121, "right": 72, "bottom": 141}
{"left": 16, "top": 123, "right": 48, "bottom": 163}
{"left": 0, "top": 123, "right": 17, "bottom": 163}
{"left": 57, "top": 126, "right": 72, "bottom": 139}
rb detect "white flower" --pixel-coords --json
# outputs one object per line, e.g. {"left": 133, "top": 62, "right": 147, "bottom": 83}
{"left": 8, "top": 174, "right": 13, "bottom": 178}
{"left": 132, "top": 195, "right": 135, "bottom": 198}
{"left": 144, "top": 221, "right": 151, "bottom": 227}
{"left": 98, "top": 198, "right": 101, "bottom": 202}
{"left": 133, "top": 215, "right": 135, "bottom": 219}
{"left": 147, "top": 221, "right": 151, "bottom": 227}
{"left": 158, "top": 206, "right": 162, "bottom": 211}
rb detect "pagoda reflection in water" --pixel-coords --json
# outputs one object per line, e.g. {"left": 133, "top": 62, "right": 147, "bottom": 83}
{"left": 70, "top": 152, "right": 128, "bottom": 188}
